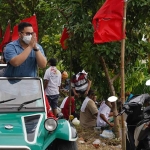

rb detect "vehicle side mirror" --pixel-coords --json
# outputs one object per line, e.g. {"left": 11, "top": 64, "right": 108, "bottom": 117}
{"left": 107, "top": 96, "right": 118, "bottom": 102}
{"left": 146, "top": 80, "right": 150, "bottom": 86}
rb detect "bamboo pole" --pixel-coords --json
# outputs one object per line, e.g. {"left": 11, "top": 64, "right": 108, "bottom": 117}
{"left": 69, "top": 48, "right": 73, "bottom": 121}
{"left": 121, "top": 0, "right": 127, "bottom": 150}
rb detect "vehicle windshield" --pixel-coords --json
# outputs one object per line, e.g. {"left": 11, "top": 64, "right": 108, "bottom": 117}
{"left": 129, "top": 93, "right": 150, "bottom": 105}
{"left": 0, "top": 77, "right": 45, "bottom": 112}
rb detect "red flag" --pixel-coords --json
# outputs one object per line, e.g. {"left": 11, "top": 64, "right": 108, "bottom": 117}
{"left": 92, "top": 0, "right": 125, "bottom": 43}
{"left": 0, "top": 23, "right": 11, "bottom": 52}
{"left": 0, "top": 44, "right": 1, "bottom": 52}
{"left": 11, "top": 25, "right": 18, "bottom": 41}
{"left": 21, "top": 15, "right": 38, "bottom": 41}
{"left": 0, "top": 26, "right": 2, "bottom": 38}
{"left": 60, "top": 28, "right": 69, "bottom": 50}
{"left": 12, "top": 15, "right": 38, "bottom": 41}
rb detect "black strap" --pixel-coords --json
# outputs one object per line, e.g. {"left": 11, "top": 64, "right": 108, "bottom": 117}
{"left": 75, "top": 80, "right": 88, "bottom": 87}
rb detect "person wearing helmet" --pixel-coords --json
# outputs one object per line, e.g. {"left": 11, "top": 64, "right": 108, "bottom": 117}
{"left": 60, "top": 71, "right": 70, "bottom": 95}
{"left": 61, "top": 71, "right": 68, "bottom": 81}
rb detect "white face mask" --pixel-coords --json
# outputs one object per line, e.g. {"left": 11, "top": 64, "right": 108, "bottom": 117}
{"left": 22, "top": 35, "right": 32, "bottom": 44}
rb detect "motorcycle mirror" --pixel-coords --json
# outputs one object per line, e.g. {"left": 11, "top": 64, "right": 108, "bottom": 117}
{"left": 146, "top": 80, "right": 150, "bottom": 86}
{"left": 108, "top": 96, "right": 118, "bottom": 102}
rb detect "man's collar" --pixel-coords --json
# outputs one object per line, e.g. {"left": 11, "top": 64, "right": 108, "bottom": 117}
{"left": 12, "top": 39, "right": 21, "bottom": 47}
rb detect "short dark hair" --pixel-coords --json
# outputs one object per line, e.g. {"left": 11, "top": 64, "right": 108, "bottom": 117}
{"left": 87, "top": 89, "right": 95, "bottom": 96}
{"left": 18, "top": 22, "right": 32, "bottom": 32}
{"left": 48, "top": 58, "right": 57, "bottom": 66}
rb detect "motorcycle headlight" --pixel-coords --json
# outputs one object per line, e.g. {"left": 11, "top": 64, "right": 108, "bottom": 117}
{"left": 44, "top": 118, "right": 57, "bottom": 131}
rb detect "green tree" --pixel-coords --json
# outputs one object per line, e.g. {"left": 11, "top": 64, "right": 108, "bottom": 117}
{"left": 1, "top": 0, "right": 150, "bottom": 138}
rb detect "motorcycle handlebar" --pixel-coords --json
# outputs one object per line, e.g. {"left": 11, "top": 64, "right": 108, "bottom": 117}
{"left": 116, "top": 109, "right": 133, "bottom": 117}
{"left": 115, "top": 109, "right": 125, "bottom": 117}
{"left": 116, "top": 102, "right": 140, "bottom": 117}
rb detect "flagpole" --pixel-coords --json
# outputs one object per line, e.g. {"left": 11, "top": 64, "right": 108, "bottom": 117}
{"left": 121, "top": 0, "right": 127, "bottom": 150}
{"left": 69, "top": 48, "right": 72, "bottom": 120}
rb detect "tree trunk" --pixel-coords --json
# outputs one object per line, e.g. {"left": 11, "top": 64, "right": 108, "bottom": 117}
{"left": 100, "top": 56, "right": 120, "bottom": 138}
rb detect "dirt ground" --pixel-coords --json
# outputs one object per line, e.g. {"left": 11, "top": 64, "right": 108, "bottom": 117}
{"left": 76, "top": 125, "right": 122, "bottom": 150}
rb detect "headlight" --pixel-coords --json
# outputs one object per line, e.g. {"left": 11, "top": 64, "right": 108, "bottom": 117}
{"left": 44, "top": 118, "right": 57, "bottom": 131}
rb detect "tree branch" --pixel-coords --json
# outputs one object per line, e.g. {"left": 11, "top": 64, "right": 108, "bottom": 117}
{"left": 7, "top": 0, "right": 20, "bottom": 17}
{"left": 112, "top": 73, "right": 120, "bottom": 83}
{"left": 100, "top": 56, "right": 115, "bottom": 95}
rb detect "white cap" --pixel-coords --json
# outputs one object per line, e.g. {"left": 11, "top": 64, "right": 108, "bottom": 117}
{"left": 107, "top": 96, "right": 118, "bottom": 102}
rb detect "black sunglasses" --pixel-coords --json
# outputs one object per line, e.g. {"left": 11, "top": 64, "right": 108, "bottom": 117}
{"left": 21, "top": 32, "right": 34, "bottom": 36}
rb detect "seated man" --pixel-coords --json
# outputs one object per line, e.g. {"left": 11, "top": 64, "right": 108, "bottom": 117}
{"left": 96, "top": 100, "right": 114, "bottom": 129}
{"left": 60, "top": 90, "right": 78, "bottom": 120}
{"left": 80, "top": 89, "right": 98, "bottom": 128}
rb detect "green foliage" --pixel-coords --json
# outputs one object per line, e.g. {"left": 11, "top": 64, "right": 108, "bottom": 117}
{"left": 0, "top": 0, "right": 150, "bottom": 99}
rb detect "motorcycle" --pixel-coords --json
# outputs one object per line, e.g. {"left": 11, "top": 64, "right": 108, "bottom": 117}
{"left": 117, "top": 80, "right": 150, "bottom": 150}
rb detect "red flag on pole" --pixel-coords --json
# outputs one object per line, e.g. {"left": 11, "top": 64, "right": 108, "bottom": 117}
{"left": 0, "top": 26, "right": 2, "bottom": 38}
{"left": 12, "top": 15, "right": 38, "bottom": 41}
{"left": 0, "top": 23, "right": 11, "bottom": 52}
{"left": 60, "top": 28, "right": 69, "bottom": 50}
{"left": 92, "top": 0, "right": 125, "bottom": 43}
{"left": 21, "top": 15, "right": 38, "bottom": 41}
{"left": 11, "top": 25, "right": 18, "bottom": 41}
{"left": 0, "top": 44, "right": 1, "bottom": 52}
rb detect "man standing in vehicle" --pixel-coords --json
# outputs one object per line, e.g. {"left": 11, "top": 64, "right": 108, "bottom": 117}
{"left": 3, "top": 22, "right": 47, "bottom": 77}
{"left": 44, "top": 58, "right": 61, "bottom": 117}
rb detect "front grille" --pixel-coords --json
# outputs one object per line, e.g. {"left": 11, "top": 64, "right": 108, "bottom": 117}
{"left": 0, "top": 146, "right": 30, "bottom": 150}
{"left": 24, "top": 115, "right": 40, "bottom": 142}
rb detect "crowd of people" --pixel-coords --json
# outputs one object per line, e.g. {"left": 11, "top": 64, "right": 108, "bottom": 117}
{"left": 59, "top": 70, "right": 117, "bottom": 131}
